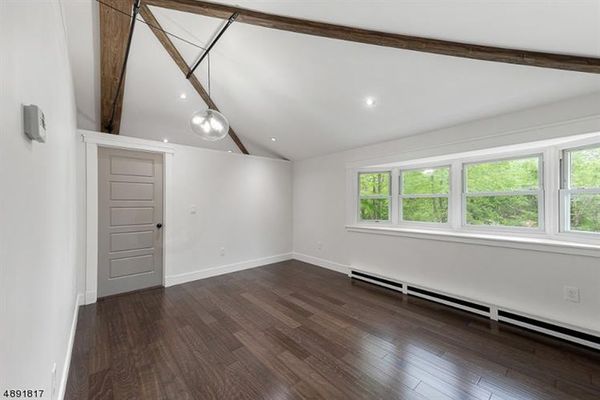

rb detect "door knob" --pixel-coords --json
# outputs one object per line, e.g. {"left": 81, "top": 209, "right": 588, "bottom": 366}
{"left": 156, "top": 223, "right": 163, "bottom": 229}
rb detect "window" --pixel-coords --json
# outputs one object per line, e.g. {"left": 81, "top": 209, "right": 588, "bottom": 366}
{"left": 359, "top": 172, "right": 391, "bottom": 221}
{"left": 463, "top": 156, "right": 542, "bottom": 228}
{"left": 353, "top": 133, "right": 600, "bottom": 247}
{"left": 562, "top": 145, "right": 600, "bottom": 233}
{"left": 400, "top": 166, "right": 449, "bottom": 223}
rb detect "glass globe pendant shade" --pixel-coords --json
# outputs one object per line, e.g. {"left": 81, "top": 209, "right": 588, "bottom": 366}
{"left": 190, "top": 109, "right": 229, "bottom": 141}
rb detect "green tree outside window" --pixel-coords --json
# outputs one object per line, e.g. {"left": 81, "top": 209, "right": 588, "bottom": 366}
{"left": 359, "top": 172, "right": 390, "bottom": 221}
{"left": 465, "top": 157, "right": 540, "bottom": 228}
{"left": 401, "top": 167, "right": 449, "bottom": 223}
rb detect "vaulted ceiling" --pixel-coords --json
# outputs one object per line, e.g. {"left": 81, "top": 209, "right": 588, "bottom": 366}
{"left": 63, "top": 0, "right": 600, "bottom": 160}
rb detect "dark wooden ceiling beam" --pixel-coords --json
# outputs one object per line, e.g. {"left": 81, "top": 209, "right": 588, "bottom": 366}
{"left": 145, "top": 0, "right": 600, "bottom": 74}
{"left": 100, "top": 0, "right": 135, "bottom": 134}
{"left": 139, "top": 5, "right": 249, "bottom": 154}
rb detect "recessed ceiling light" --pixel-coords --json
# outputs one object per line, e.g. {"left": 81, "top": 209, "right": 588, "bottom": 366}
{"left": 228, "top": 150, "right": 233, "bottom": 153}
{"left": 163, "top": 138, "right": 169, "bottom": 143}
{"left": 179, "top": 92, "right": 187, "bottom": 100}
{"left": 271, "top": 137, "right": 277, "bottom": 142}
{"left": 365, "top": 97, "right": 376, "bottom": 107}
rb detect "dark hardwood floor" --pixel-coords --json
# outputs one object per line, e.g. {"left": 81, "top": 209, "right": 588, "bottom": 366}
{"left": 65, "top": 260, "right": 600, "bottom": 400}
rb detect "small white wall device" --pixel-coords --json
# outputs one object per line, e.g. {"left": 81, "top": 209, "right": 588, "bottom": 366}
{"left": 23, "top": 104, "right": 47, "bottom": 142}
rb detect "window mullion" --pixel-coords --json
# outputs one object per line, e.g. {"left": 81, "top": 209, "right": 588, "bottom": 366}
{"left": 543, "top": 148, "right": 559, "bottom": 235}
{"left": 560, "top": 150, "right": 570, "bottom": 233}
{"left": 567, "top": 188, "right": 600, "bottom": 195}
{"left": 464, "top": 190, "right": 540, "bottom": 197}
{"left": 451, "top": 161, "right": 462, "bottom": 229}
{"left": 399, "top": 194, "right": 449, "bottom": 199}
{"left": 391, "top": 168, "right": 399, "bottom": 225}
{"left": 360, "top": 195, "right": 389, "bottom": 199}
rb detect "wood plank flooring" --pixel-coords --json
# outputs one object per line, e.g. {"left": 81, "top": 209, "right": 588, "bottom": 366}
{"left": 65, "top": 260, "right": 600, "bottom": 400}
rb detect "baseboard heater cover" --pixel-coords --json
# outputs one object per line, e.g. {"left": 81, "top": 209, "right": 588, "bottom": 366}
{"left": 407, "top": 285, "right": 491, "bottom": 315}
{"left": 346, "top": 268, "right": 600, "bottom": 350}
{"left": 349, "top": 270, "right": 403, "bottom": 292}
{"left": 498, "top": 310, "right": 600, "bottom": 349}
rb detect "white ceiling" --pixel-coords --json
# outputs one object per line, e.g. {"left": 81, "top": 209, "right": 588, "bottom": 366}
{"left": 64, "top": 0, "right": 600, "bottom": 160}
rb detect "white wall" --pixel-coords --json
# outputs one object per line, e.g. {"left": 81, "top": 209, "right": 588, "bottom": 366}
{"left": 293, "top": 92, "right": 600, "bottom": 333}
{"left": 62, "top": 0, "right": 100, "bottom": 131}
{"left": 80, "top": 132, "right": 293, "bottom": 296}
{"left": 165, "top": 144, "right": 293, "bottom": 284}
{"left": 0, "top": 1, "right": 84, "bottom": 399}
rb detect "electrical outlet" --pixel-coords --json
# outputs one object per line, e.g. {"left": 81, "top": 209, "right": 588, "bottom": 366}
{"left": 220, "top": 247, "right": 225, "bottom": 256}
{"left": 51, "top": 362, "right": 57, "bottom": 399}
{"left": 564, "top": 286, "right": 580, "bottom": 303}
{"left": 190, "top": 205, "right": 197, "bottom": 215}
{"left": 317, "top": 241, "right": 323, "bottom": 251}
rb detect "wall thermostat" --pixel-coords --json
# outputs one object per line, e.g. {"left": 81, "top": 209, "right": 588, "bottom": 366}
{"left": 23, "top": 104, "right": 47, "bottom": 142}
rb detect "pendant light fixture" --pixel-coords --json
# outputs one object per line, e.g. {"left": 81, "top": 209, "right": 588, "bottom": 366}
{"left": 190, "top": 54, "right": 230, "bottom": 141}
{"left": 190, "top": 109, "right": 229, "bottom": 141}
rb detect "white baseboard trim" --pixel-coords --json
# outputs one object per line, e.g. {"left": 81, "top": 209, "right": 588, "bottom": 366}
{"left": 84, "top": 290, "right": 96, "bottom": 305}
{"left": 292, "top": 252, "right": 350, "bottom": 275}
{"left": 58, "top": 293, "right": 83, "bottom": 400}
{"left": 165, "top": 253, "right": 293, "bottom": 287}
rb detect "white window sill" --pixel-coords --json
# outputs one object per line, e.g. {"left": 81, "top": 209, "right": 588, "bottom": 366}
{"left": 345, "top": 224, "right": 600, "bottom": 258}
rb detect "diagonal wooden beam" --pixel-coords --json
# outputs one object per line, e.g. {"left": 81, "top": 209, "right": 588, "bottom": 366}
{"left": 145, "top": 0, "right": 600, "bottom": 74}
{"left": 139, "top": 4, "right": 249, "bottom": 154}
{"left": 100, "top": 0, "right": 134, "bottom": 134}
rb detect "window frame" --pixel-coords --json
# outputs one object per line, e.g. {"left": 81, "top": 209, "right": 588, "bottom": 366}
{"left": 350, "top": 132, "right": 600, "bottom": 249}
{"left": 560, "top": 143, "right": 600, "bottom": 236}
{"left": 357, "top": 170, "right": 392, "bottom": 223}
{"left": 461, "top": 153, "right": 545, "bottom": 233}
{"left": 398, "top": 164, "right": 451, "bottom": 227}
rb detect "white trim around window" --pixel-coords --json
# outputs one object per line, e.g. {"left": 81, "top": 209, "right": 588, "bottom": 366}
{"left": 348, "top": 132, "right": 600, "bottom": 253}
{"left": 560, "top": 143, "right": 600, "bottom": 238}
{"left": 461, "top": 154, "right": 544, "bottom": 233}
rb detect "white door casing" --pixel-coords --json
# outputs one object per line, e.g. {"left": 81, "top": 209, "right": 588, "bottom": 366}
{"left": 82, "top": 130, "right": 174, "bottom": 304}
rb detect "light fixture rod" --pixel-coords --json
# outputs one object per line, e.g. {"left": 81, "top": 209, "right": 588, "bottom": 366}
{"left": 186, "top": 12, "right": 238, "bottom": 79}
{"left": 106, "top": 0, "right": 141, "bottom": 133}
